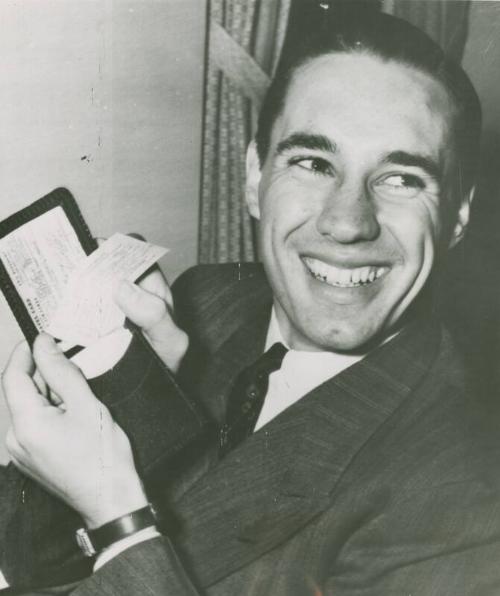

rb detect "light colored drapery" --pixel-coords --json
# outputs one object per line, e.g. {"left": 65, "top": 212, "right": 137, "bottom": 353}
{"left": 198, "top": 0, "right": 291, "bottom": 264}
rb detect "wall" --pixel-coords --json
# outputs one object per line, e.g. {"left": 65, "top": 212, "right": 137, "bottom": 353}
{"left": 0, "top": 0, "right": 206, "bottom": 462}
{"left": 463, "top": 0, "right": 500, "bottom": 134}
{"left": 441, "top": 1, "right": 500, "bottom": 391}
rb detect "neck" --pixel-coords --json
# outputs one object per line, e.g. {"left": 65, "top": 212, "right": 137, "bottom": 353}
{"left": 271, "top": 289, "right": 432, "bottom": 356}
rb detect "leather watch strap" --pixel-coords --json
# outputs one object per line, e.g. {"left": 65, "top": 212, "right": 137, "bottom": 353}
{"left": 76, "top": 505, "right": 158, "bottom": 557}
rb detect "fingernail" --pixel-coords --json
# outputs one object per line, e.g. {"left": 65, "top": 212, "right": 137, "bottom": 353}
{"left": 127, "top": 232, "right": 146, "bottom": 242}
{"left": 37, "top": 333, "right": 62, "bottom": 354}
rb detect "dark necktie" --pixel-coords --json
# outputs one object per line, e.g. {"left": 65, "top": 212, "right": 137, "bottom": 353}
{"left": 219, "top": 342, "right": 288, "bottom": 457}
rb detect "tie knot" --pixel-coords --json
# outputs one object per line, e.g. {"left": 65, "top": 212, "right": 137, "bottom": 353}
{"left": 219, "top": 342, "right": 288, "bottom": 456}
{"left": 253, "top": 342, "right": 288, "bottom": 377}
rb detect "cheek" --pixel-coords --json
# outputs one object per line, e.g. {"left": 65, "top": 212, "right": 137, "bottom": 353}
{"left": 258, "top": 180, "right": 320, "bottom": 240}
{"left": 379, "top": 199, "right": 442, "bottom": 259}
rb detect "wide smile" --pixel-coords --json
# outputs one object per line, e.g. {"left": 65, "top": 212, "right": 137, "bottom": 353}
{"left": 303, "top": 256, "right": 389, "bottom": 288}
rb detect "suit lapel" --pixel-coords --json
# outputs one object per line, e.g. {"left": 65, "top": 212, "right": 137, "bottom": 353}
{"left": 203, "top": 304, "right": 271, "bottom": 425}
{"left": 275, "top": 317, "right": 441, "bottom": 502}
{"left": 163, "top": 275, "right": 272, "bottom": 499}
{"left": 172, "top": 311, "right": 442, "bottom": 587}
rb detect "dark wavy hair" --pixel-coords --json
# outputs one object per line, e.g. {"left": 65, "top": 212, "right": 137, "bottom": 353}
{"left": 255, "top": 7, "right": 481, "bottom": 196}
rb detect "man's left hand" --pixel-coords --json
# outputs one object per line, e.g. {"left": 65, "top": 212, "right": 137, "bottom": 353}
{"left": 2, "top": 334, "right": 148, "bottom": 529}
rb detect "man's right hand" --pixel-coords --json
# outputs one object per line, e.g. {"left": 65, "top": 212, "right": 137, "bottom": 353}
{"left": 3, "top": 335, "right": 148, "bottom": 530}
{"left": 114, "top": 267, "right": 188, "bottom": 373}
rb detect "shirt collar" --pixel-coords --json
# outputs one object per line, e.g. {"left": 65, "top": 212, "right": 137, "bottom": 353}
{"left": 264, "top": 307, "right": 365, "bottom": 385}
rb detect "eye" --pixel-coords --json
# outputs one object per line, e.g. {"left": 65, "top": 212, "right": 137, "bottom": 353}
{"left": 375, "top": 173, "right": 426, "bottom": 198}
{"left": 288, "top": 156, "right": 334, "bottom": 176}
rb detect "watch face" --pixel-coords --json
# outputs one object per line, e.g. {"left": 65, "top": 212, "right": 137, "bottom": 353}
{"left": 75, "top": 528, "right": 96, "bottom": 558}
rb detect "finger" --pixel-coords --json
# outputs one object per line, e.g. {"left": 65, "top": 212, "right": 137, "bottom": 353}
{"left": 48, "top": 391, "right": 65, "bottom": 409}
{"left": 33, "top": 367, "right": 64, "bottom": 407}
{"left": 33, "top": 370, "right": 64, "bottom": 407}
{"left": 114, "top": 280, "right": 173, "bottom": 333}
{"left": 137, "top": 265, "right": 173, "bottom": 309}
{"left": 114, "top": 280, "right": 187, "bottom": 370}
{"left": 124, "top": 233, "right": 172, "bottom": 307}
{"left": 126, "top": 232, "right": 146, "bottom": 242}
{"left": 33, "top": 368, "right": 49, "bottom": 398}
{"left": 2, "top": 342, "right": 46, "bottom": 419}
{"left": 32, "top": 334, "right": 96, "bottom": 410}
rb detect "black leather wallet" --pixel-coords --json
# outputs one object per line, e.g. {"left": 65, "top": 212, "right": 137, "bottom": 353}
{"left": 0, "top": 187, "right": 96, "bottom": 346}
{"left": 0, "top": 187, "right": 208, "bottom": 470}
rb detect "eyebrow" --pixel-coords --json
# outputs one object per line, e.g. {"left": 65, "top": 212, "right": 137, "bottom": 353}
{"left": 276, "top": 132, "right": 336, "bottom": 155}
{"left": 382, "top": 151, "right": 441, "bottom": 180}
{"left": 275, "top": 137, "right": 441, "bottom": 180}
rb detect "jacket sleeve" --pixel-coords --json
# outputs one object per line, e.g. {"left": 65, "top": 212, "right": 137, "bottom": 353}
{"left": 0, "top": 266, "right": 212, "bottom": 591}
{"left": 71, "top": 537, "right": 201, "bottom": 596}
{"left": 0, "top": 328, "right": 209, "bottom": 590}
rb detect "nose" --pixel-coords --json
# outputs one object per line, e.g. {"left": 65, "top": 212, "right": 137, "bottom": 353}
{"left": 316, "top": 184, "right": 380, "bottom": 243}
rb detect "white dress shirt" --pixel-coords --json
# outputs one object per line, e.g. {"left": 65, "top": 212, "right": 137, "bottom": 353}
{"left": 255, "top": 309, "right": 365, "bottom": 430}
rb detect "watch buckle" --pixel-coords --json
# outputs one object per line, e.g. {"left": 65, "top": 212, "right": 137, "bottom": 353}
{"left": 76, "top": 527, "right": 97, "bottom": 557}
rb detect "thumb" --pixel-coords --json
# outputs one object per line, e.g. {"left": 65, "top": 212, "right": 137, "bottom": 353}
{"left": 2, "top": 341, "right": 43, "bottom": 421}
{"left": 32, "top": 334, "right": 96, "bottom": 410}
{"left": 114, "top": 280, "right": 175, "bottom": 334}
{"left": 114, "top": 280, "right": 188, "bottom": 370}
{"left": 136, "top": 266, "right": 173, "bottom": 310}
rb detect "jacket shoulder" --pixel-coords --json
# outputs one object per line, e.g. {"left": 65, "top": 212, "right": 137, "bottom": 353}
{"left": 172, "top": 262, "right": 265, "bottom": 295}
{"left": 172, "top": 263, "right": 271, "bottom": 351}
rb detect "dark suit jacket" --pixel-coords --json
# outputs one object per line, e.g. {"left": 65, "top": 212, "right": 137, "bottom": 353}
{"left": 8, "top": 263, "right": 500, "bottom": 595}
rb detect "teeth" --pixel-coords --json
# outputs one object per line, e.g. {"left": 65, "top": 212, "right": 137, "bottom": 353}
{"left": 304, "top": 257, "right": 388, "bottom": 288}
{"left": 339, "top": 269, "right": 350, "bottom": 286}
{"left": 360, "top": 267, "right": 370, "bottom": 284}
{"left": 351, "top": 268, "right": 361, "bottom": 284}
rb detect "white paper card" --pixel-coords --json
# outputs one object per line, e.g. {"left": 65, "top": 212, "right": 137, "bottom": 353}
{"left": 0, "top": 206, "right": 87, "bottom": 331}
{"left": 46, "top": 233, "right": 168, "bottom": 346}
{"left": 71, "top": 327, "right": 133, "bottom": 379}
{"left": 0, "top": 568, "right": 9, "bottom": 589}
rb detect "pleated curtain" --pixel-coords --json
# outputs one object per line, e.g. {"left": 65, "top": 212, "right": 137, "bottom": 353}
{"left": 198, "top": 0, "right": 291, "bottom": 264}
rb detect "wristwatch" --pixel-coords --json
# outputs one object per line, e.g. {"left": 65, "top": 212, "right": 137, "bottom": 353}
{"left": 76, "top": 504, "right": 158, "bottom": 557}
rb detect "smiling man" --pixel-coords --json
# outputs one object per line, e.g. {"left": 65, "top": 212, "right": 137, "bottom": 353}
{"left": 1, "top": 7, "right": 500, "bottom": 596}
{"left": 248, "top": 51, "right": 462, "bottom": 352}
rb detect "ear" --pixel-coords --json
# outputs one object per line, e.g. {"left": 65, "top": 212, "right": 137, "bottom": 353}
{"left": 245, "top": 140, "right": 262, "bottom": 220}
{"left": 448, "top": 186, "right": 474, "bottom": 249}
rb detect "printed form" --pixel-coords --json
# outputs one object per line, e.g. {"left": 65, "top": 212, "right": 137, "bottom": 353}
{"left": 47, "top": 233, "right": 168, "bottom": 346}
{"left": 0, "top": 206, "right": 87, "bottom": 331}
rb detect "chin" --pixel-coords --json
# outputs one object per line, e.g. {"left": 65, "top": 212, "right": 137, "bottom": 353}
{"left": 300, "top": 321, "right": 382, "bottom": 354}
{"left": 327, "top": 309, "right": 414, "bottom": 353}
{"left": 324, "top": 334, "right": 376, "bottom": 354}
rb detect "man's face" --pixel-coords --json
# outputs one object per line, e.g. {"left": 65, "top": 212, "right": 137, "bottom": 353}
{"left": 247, "top": 53, "right": 469, "bottom": 352}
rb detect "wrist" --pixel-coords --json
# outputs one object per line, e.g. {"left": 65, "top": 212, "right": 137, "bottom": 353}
{"left": 77, "top": 504, "right": 159, "bottom": 558}
{"left": 83, "top": 475, "right": 148, "bottom": 530}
